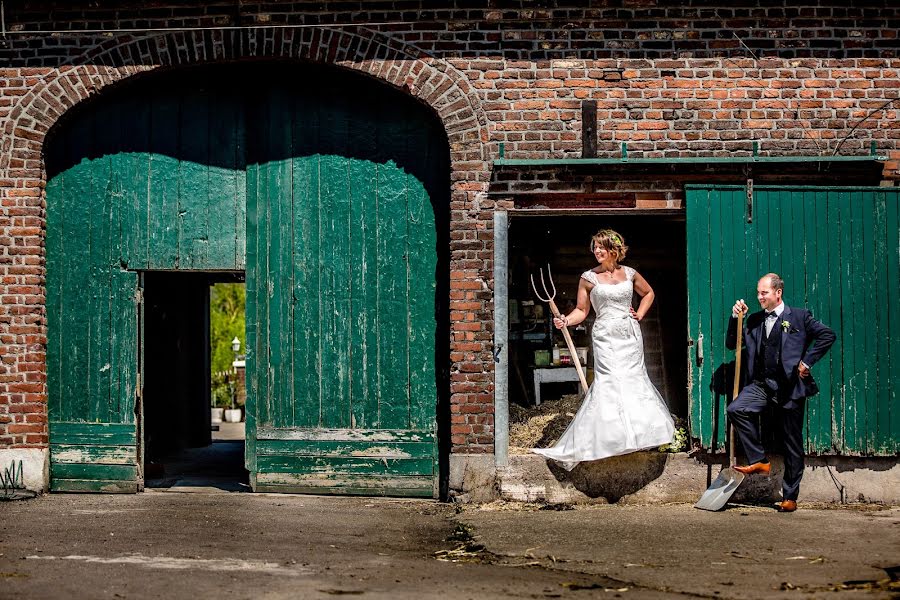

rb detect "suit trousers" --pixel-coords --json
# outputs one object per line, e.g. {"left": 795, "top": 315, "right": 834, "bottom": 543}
{"left": 726, "top": 382, "right": 806, "bottom": 501}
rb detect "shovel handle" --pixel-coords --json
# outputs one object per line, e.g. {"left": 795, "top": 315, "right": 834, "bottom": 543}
{"left": 729, "top": 311, "right": 744, "bottom": 468}
{"left": 547, "top": 299, "right": 589, "bottom": 395}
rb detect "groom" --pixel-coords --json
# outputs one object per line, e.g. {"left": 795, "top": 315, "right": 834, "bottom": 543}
{"left": 726, "top": 273, "right": 835, "bottom": 513}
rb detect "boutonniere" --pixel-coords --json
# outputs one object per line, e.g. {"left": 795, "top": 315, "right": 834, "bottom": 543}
{"left": 781, "top": 320, "right": 791, "bottom": 332}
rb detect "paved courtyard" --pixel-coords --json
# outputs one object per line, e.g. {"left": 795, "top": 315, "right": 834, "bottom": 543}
{"left": 0, "top": 492, "right": 897, "bottom": 599}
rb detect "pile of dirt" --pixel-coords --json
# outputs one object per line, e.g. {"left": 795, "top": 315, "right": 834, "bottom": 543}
{"left": 509, "top": 393, "right": 582, "bottom": 453}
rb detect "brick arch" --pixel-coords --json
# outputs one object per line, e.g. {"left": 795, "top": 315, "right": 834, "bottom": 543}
{"left": 1, "top": 26, "right": 489, "bottom": 177}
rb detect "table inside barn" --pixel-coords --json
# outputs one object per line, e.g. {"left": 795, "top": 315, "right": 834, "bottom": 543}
{"left": 532, "top": 366, "right": 582, "bottom": 406}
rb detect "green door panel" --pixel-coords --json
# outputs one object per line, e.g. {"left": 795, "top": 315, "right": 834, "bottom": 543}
{"left": 45, "top": 70, "right": 247, "bottom": 493}
{"left": 687, "top": 185, "right": 899, "bottom": 455}
{"left": 246, "top": 69, "right": 447, "bottom": 496}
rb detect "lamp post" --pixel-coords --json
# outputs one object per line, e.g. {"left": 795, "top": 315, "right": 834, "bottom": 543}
{"left": 231, "top": 337, "right": 241, "bottom": 367}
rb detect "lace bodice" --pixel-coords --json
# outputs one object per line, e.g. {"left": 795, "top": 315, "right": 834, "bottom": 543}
{"left": 581, "top": 266, "right": 635, "bottom": 320}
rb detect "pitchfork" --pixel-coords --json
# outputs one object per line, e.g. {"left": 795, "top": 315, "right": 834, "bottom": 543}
{"left": 531, "top": 265, "right": 589, "bottom": 395}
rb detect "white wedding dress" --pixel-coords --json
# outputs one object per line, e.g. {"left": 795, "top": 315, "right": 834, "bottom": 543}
{"left": 532, "top": 267, "right": 675, "bottom": 470}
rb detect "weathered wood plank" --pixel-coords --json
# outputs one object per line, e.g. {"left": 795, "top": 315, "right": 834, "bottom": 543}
{"left": 319, "top": 151, "right": 353, "bottom": 429}
{"left": 206, "top": 93, "right": 240, "bottom": 270}
{"left": 244, "top": 108, "right": 261, "bottom": 471}
{"left": 708, "top": 187, "right": 727, "bottom": 450}
{"left": 91, "top": 146, "right": 115, "bottom": 424}
{"left": 843, "top": 190, "right": 861, "bottom": 451}
{"left": 406, "top": 128, "right": 437, "bottom": 431}
{"left": 256, "top": 439, "right": 434, "bottom": 459}
{"left": 49, "top": 422, "right": 137, "bottom": 446}
{"left": 254, "top": 473, "right": 435, "bottom": 496}
{"left": 266, "top": 86, "right": 292, "bottom": 429}
{"left": 50, "top": 479, "right": 139, "bottom": 494}
{"left": 872, "top": 191, "right": 892, "bottom": 453}
{"left": 885, "top": 191, "right": 900, "bottom": 452}
{"left": 62, "top": 117, "right": 94, "bottom": 424}
{"left": 254, "top": 482, "right": 434, "bottom": 497}
{"left": 256, "top": 427, "right": 434, "bottom": 443}
{"left": 116, "top": 93, "right": 151, "bottom": 270}
{"left": 825, "top": 190, "right": 846, "bottom": 452}
{"left": 375, "top": 148, "right": 410, "bottom": 429}
{"left": 291, "top": 154, "right": 321, "bottom": 428}
{"left": 256, "top": 455, "right": 433, "bottom": 475}
{"left": 178, "top": 86, "right": 210, "bottom": 269}
{"left": 816, "top": 191, "right": 838, "bottom": 451}
{"left": 234, "top": 98, "right": 248, "bottom": 271}
{"left": 147, "top": 90, "right": 180, "bottom": 269}
{"left": 51, "top": 462, "right": 137, "bottom": 481}
{"left": 347, "top": 142, "right": 378, "bottom": 429}
{"left": 51, "top": 444, "right": 138, "bottom": 465}
{"left": 685, "top": 186, "right": 709, "bottom": 446}
{"left": 113, "top": 270, "right": 138, "bottom": 422}
{"left": 804, "top": 190, "right": 828, "bottom": 451}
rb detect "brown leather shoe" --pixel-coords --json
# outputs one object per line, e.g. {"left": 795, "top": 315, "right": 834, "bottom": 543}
{"left": 733, "top": 462, "right": 771, "bottom": 475}
{"left": 778, "top": 500, "right": 798, "bottom": 513}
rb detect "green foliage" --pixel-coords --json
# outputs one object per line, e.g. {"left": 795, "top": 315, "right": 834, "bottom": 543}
{"left": 211, "top": 371, "right": 235, "bottom": 409}
{"left": 210, "top": 283, "right": 245, "bottom": 408}
{"left": 210, "top": 283, "right": 245, "bottom": 373}
{"left": 659, "top": 426, "right": 688, "bottom": 453}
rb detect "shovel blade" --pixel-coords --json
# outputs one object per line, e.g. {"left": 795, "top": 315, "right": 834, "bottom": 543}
{"left": 694, "top": 467, "right": 746, "bottom": 511}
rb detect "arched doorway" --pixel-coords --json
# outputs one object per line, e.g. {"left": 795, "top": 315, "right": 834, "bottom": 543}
{"left": 45, "top": 62, "right": 450, "bottom": 496}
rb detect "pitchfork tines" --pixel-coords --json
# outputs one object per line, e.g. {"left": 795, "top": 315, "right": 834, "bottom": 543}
{"left": 530, "top": 265, "right": 557, "bottom": 310}
{"left": 528, "top": 264, "right": 589, "bottom": 395}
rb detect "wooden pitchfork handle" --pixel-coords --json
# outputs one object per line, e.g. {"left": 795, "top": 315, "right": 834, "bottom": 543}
{"left": 548, "top": 301, "right": 590, "bottom": 395}
{"left": 729, "top": 311, "right": 744, "bottom": 468}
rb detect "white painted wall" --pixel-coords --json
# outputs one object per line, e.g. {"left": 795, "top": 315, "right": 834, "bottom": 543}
{"left": 0, "top": 448, "right": 48, "bottom": 492}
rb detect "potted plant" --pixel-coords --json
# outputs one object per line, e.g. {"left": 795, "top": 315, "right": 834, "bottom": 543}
{"left": 211, "top": 371, "right": 231, "bottom": 423}
{"left": 223, "top": 370, "right": 242, "bottom": 423}
{"left": 223, "top": 337, "right": 244, "bottom": 423}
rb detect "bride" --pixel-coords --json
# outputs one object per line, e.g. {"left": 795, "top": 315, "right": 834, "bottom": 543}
{"left": 532, "top": 229, "right": 674, "bottom": 470}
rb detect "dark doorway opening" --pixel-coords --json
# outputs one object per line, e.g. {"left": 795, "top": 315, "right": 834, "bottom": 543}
{"left": 142, "top": 271, "right": 249, "bottom": 491}
{"left": 506, "top": 213, "right": 687, "bottom": 434}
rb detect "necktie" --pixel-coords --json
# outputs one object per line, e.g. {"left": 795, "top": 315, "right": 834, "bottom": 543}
{"left": 765, "top": 311, "right": 778, "bottom": 336}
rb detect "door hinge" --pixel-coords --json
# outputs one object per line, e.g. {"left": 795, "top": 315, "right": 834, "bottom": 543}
{"left": 134, "top": 288, "right": 143, "bottom": 304}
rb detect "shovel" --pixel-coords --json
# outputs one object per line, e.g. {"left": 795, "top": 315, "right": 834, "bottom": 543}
{"left": 695, "top": 311, "right": 746, "bottom": 511}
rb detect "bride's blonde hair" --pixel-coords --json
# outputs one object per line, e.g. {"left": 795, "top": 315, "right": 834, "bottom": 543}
{"left": 590, "top": 229, "right": 628, "bottom": 262}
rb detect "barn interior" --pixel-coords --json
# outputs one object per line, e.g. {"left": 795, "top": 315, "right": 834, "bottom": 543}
{"left": 505, "top": 213, "right": 687, "bottom": 427}
{"left": 142, "top": 271, "right": 248, "bottom": 490}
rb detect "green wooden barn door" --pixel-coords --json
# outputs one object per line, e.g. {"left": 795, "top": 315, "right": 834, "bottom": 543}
{"left": 45, "top": 124, "right": 143, "bottom": 491}
{"left": 45, "top": 70, "right": 247, "bottom": 492}
{"left": 246, "top": 72, "right": 447, "bottom": 496}
{"left": 687, "top": 185, "right": 900, "bottom": 455}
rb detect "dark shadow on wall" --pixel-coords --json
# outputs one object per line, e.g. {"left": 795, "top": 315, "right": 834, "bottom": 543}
{"left": 45, "top": 60, "right": 448, "bottom": 187}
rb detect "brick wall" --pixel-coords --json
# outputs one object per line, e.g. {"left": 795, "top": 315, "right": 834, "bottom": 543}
{"left": 1, "top": 1, "right": 898, "bottom": 454}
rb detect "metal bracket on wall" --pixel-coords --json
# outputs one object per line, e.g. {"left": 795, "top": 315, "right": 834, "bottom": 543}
{"left": 745, "top": 178, "right": 754, "bottom": 223}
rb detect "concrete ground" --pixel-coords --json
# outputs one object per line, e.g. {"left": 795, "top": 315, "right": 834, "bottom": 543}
{"left": 459, "top": 502, "right": 900, "bottom": 599}
{"left": 0, "top": 493, "right": 897, "bottom": 599}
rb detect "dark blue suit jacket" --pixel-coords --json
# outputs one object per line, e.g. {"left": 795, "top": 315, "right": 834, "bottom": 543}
{"left": 726, "top": 305, "right": 836, "bottom": 404}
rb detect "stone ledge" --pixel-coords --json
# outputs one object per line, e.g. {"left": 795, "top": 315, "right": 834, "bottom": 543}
{"left": 449, "top": 452, "right": 900, "bottom": 505}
